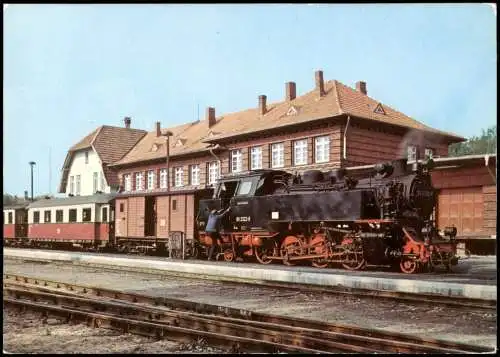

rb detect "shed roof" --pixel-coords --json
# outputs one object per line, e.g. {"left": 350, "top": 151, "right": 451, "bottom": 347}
{"left": 113, "top": 78, "right": 464, "bottom": 167}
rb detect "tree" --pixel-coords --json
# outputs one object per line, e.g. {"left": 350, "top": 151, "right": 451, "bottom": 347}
{"left": 449, "top": 125, "right": 496, "bottom": 157}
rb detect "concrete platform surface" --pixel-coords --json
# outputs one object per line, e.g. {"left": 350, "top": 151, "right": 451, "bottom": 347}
{"left": 4, "top": 248, "right": 497, "bottom": 301}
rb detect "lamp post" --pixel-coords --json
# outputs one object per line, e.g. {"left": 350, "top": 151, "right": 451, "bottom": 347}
{"left": 29, "top": 161, "right": 36, "bottom": 201}
{"left": 162, "top": 130, "right": 174, "bottom": 191}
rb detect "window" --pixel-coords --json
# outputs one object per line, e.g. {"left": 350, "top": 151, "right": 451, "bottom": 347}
{"left": 100, "top": 172, "right": 106, "bottom": 191}
{"left": 174, "top": 167, "right": 184, "bottom": 187}
{"left": 69, "top": 176, "right": 74, "bottom": 195}
{"left": 425, "top": 148, "right": 434, "bottom": 159}
{"left": 76, "top": 175, "right": 81, "bottom": 195}
{"left": 56, "top": 210, "right": 63, "bottom": 223}
{"left": 172, "top": 199, "right": 177, "bottom": 211}
{"left": 33, "top": 211, "right": 40, "bottom": 223}
{"left": 147, "top": 170, "right": 155, "bottom": 190}
{"left": 294, "top": 139, "right": 308, "bottom": 166}
{"left": 68, "top": 209, "right": 77, "bottom": 222}
{"left": 208, "top": 161, "right": 220, "bottom": 185}
{"left": 82, "top": 208, "right": 92, "bottom": 222}
{"left": 102, "top": 207, "right": 108, "bottom": 222}
{"left": 119, "top": 203, "right": 124, "bottom": 213}
{"left": 231, "top": 149, "right": 242, "bottom": 173}
{"left": 250, "top": 146, "right": 262, "bottom": 170}
{"left": 8, "top": 212, "right": 13, "bottom": 224}
{"left": 93, "top": 172, "right": 98, "bottom": 193}
{"left": 124, "top": 174, "right": 131, "bottom": 192}
{"left": 190, "top": 165, "right": 200, "bottom": 186}
{"left": 160, "top": 169, "right": 168, "bottom": 189}
{"left": 135, "top": 172, "right": 144, "bottom": 191}
{"left": 315, "top": 136, "right": 330, "bottom": 163}
{"left": 271, "top": 143, "right": 284, "bottom": 168}
{"left": 237, "top": 181, "right": 253, "bottom": 196}
{"left": 85, "top": 151, "right": 89, "bottom": 164}
{"left": 407, "top": 145, "right": 417, "bottom": 162}
{"left": 44, "top": 210, "right": 51, "bottom": 223}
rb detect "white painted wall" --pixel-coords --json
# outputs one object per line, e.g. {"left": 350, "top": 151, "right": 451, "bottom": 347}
{"left": 3, "top": 209, "right": 15, "bottom": 224}
{"left": 28, "top": 203, "right": 112, "bottom": 224}
{"left": 65, "top": 149, "right": 110, "bottom": 196}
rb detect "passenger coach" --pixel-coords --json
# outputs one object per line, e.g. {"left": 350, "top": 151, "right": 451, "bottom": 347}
{"left": 26, "top": 193, "right": 116, "bottom": 250}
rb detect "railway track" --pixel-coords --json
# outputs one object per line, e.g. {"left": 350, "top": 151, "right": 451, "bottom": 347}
{"left": 3, "top": 274, "right": 494, "bottom": 354}
{"left": 6, "top": 254, "right": 495, "bottom": 311}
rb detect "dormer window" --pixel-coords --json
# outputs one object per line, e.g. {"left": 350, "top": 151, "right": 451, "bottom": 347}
{"left": 286, "top": 106, "right": 298, "bottom": 116}
{"left": 374, "top": 103, "right": 386, "bottom": 115}
{"left": 175, "top": 138, "right": 186, "bottom": 147}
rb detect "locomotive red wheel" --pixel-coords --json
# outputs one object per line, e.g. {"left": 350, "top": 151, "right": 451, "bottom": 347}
{"left": 255, "top": 245, "right": 274, "bottom": 265}
{"left": 341, "top": 242, "right": 366, "bottom": 271}
{"left": 341, "top": 254, "right": 366, "bottom": 271}
{"left": 280, "top": 236, "right": 304, "bottom": 266}
{"left": 223, "top": 249, "right": 235, "bottom": 262}
{"left": 400, "top": 258, "right": 419, "bottom": 274}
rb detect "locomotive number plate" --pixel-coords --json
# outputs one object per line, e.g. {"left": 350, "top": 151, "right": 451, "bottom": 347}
{"left": 236, "top": 216, "right": 251, "bottom": 222}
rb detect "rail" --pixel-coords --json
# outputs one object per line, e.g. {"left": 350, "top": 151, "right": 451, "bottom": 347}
{"left": 3, "top": 274, "right": 494, "bottom": 354}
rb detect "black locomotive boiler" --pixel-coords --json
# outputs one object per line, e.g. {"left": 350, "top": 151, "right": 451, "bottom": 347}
{"left": 196, "top": 158, "right": 458, "bottom": 274}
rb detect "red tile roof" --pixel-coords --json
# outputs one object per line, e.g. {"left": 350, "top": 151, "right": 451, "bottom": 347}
{"left": 112, "top": 77, "right": 465, "bottom": 167}
{"left": 59, "top": 125, "right": 147, "bottom": 193}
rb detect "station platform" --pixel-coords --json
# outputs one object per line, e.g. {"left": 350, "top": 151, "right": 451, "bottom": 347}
{"left": 3, "top": 248, "right": 496, "bottom": 301}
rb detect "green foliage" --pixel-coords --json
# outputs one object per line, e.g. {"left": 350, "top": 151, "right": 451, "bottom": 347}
{"left": 449, "top": 125, "right": 496, "bottom": 157}
{"left": 3, "top": 193, "right": 54, "bottom": 205}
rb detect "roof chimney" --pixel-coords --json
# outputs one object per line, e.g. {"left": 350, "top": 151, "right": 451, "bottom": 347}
{"left": 356, "top": 81, "right": 367, "bottom": 95}
{"left": 258, "top": 95, "right": 267, "bottom": 115}
{"left": 315, "top": 70, "right": 325, "bottom": 97}
{"left": 156, "top": 121, "right": 161, "bottom": 137}
{"left": 124, "top": 116, "right": 131, "bottom": 128}
{"left": 206, "top": 107, "right": 216, "bottom": 128}
{"left": 285, "top": 82, "right": 296, "bottom": 101}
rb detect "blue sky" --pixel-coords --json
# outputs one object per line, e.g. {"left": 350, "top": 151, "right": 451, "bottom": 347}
{"left": 4, "top": 4, "right": 496, "bottom": 197}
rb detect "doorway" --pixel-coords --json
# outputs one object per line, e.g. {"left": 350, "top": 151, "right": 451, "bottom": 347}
{"left": 145, "top": 196, "right": 157, "bottom": 237}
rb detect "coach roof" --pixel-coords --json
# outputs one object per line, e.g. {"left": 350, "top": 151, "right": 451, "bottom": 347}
{"left": 27, "top": 193, "right": 117, "bottom": 209}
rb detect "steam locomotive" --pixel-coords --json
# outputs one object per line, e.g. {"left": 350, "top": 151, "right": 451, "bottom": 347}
{"left": 196, "top": 158, "right": 458, "bottom": 274}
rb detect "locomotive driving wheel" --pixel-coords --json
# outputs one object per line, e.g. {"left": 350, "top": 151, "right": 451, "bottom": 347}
{"left": 255, "top": 243, "right": 276, "bottom": 265}
{"left": 280, "top": 236, "right": 304, "bottom": 266}
{"left": 311, "top": 238, "right": 329, "bottom": 268}
{"left": 341, "top": 245, "right": 366, "bottom": 271}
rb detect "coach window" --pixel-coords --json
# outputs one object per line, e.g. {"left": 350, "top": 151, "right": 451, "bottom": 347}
{"left": 8, "top": 212, "right": 13, "bottom": 224}
{"left": 102, "top": 207, "right": 108, "bottom": 222}
{"left": 56, "top": 210, "right": 64, "bottom": 223}
{"left": 44, "top": 210, "right": 52, "bottom": 223}
{"left": 82, "top": 208, "right": 92, "bottom": 222}
{"left": 68, "top": 209, "right": 77, "bottom": 223}
{"left": 33, "top": 211, "right": 40, "bottom": 224}
{"left": 172, "top": 199, "right": 177, "bottom": 211}
{"left": 120, "top": 203, "right": 124, "bottom": 213}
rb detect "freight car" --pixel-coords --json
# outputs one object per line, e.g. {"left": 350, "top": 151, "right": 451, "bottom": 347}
{"left": 196, "top": 158, "right": 459, "bottom": 274}
{"left": 3, "top": 194, "right": 116, "bottom": 250}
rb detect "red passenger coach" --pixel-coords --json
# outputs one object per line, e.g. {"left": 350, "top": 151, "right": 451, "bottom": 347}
{"left": 26, "top": 194, "right": 116, "bottom": 250}
{"left": 3, "top": 203, "right": 29, "bottom": 245}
